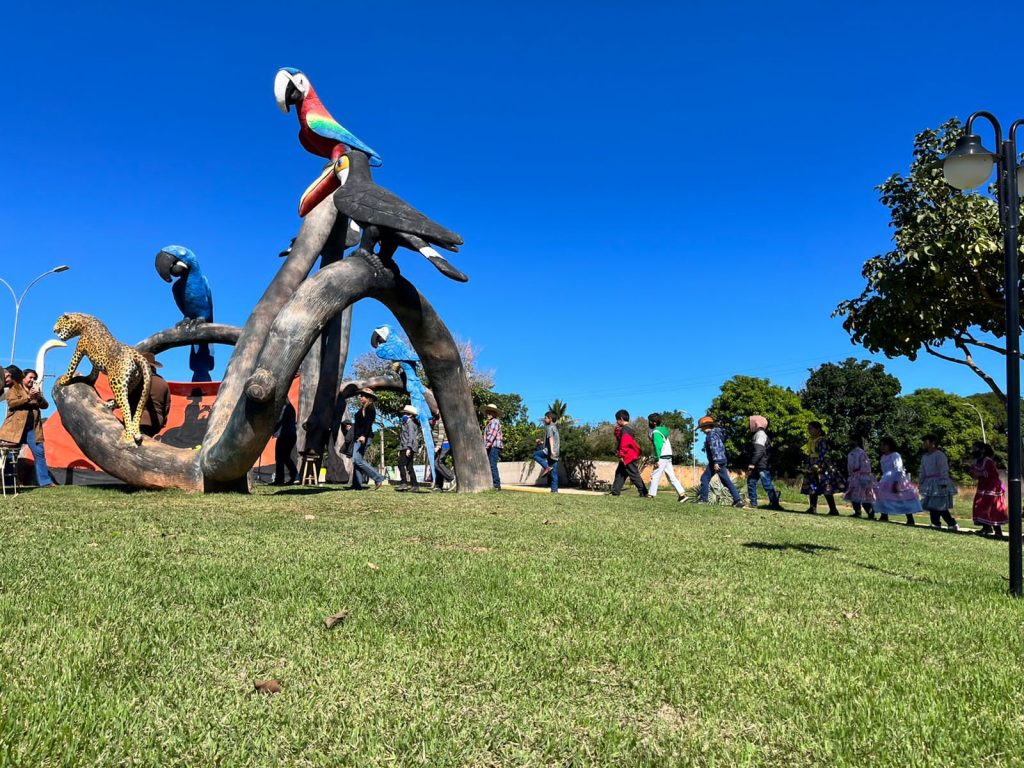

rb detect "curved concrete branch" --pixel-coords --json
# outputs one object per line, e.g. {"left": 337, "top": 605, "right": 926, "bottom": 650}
{"left": 136, "top": 323, "right": 242, "bottom": 353}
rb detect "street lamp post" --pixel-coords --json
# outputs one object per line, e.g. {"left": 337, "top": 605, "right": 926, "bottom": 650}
{"left": 942, "top": 112, "right": 1023, "bottom": 597}
{"left": 961, "top": 400, "right": 988, "bottom": 444}
{"left": 0, "top": 265, "right": 71, "bottom": 365}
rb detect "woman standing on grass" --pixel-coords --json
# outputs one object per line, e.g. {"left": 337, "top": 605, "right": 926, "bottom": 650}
{"left": 874, "top": 437, "right": 922, "bottom": 525}
{"left": 919, "top": 434, "right": 959, "bottom": 531}
{"left": 969, "top": 441, "right": 1007, "bottom": 537}
{"left": 844, "top": 435, "right": 877, "bottom": 518}
{"left": 801, "top": 421, "right": 845, "bottom": 515}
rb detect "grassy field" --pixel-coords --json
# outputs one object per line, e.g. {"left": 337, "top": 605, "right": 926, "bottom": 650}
{"left": 0, "top": 485, "right": 1022, "bottom": 767}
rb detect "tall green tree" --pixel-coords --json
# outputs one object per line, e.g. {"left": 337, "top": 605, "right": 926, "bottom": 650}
{"left": 834, "top": 118, "right": 1024, "bottom": 404}
{"left": 708, "top": 376, "right": 819, "bottom": 475}
{"left": 800, "top": 358, "right": 902, "bottom": 460}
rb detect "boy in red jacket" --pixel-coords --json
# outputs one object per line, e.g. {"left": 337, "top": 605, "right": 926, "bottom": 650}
{"left": 611, "top": 409, "right": 648, "bottom": 497}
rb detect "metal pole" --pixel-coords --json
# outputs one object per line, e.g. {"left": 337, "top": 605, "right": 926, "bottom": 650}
{"left": 963, "top": 401, "right": 988, "bottom": 443}
{"left": 998, "top": 135, "right": 1022, "bottom": 597}
{"left": 1, "top": 267, "right": 70, "bottom": 365}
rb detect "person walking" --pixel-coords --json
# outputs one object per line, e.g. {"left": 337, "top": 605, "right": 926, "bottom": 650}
{"left": 482, "top": 403, "right": 504, "bottom": 490}
{"left": 919, "top": 434, "right": 959, "bottom": 531}
{"left": 844, "top": 435, "right": 878, "bottom": 518}
{"left": 272, "top": 400, "right": 298, "bottom": 486}
{"left": 969, "top": 441, "right": 1007, "bottom": 536}
{"left": 396, "top": 404, "right": 422, "bottom": 492}
{"left": 697, "top": 416, "right": 742, "bottom": 507}
{"left": 429, "top": 416, "right": 455, "bottom": 491}
{"left": 800, "top": 421, "right": 845, "bottom": 515}
{"left": 532, "top": 411, "right": 561, "bottom": 493}
{"left": 611, "top": 409, "right": 647, "bottom": 497}
{"left": 351, "top": 388, "right": 386, "bottom": 491}
{"left": 0, "top": 366, "right": 56, "bottom": 488}
{"left": 647, "top": 413, "right": 686, "bottom": 502}
{"left": 746, "top": 415, "right": 783, "bottom": 510}
{"left": 874, "top": 436, "right": 922, "bottom": 524}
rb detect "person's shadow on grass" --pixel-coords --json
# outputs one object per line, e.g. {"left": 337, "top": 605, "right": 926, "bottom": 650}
{"left": 743, "top": 542, "right": 839, "bottom": 555}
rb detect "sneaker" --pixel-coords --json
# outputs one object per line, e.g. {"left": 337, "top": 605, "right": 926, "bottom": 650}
{"left": 931, "top": 523, "right": 942, "bottom": 530}
{"left": 677, "top": 494, "right": 688, "bottom": 503}
{"left": 374, "top": 480, "right": 386, "bottom": 491}
{"left": 540, "top": 466, "right": 553, "bottom": 476}
{"left": 732, "top": 500, "right": 745, "bottom": 508}
{"left": 949, "top": 524, "right": 961, "bottom": 532}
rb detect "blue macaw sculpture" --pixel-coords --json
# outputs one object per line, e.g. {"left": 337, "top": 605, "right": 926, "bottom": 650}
{"left": 371, "top": 325, "right": 435, "bottom": 479}
{"left": 155, "top": 245, "right": 215, "bottom": 382}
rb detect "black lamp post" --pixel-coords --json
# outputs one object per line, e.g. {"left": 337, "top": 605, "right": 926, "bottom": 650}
{"left": 941, "top": 112, "right": 1024, "bottom": 597}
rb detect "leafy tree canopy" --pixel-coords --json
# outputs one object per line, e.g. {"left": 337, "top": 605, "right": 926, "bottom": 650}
{"left": 800, "top": 358, "right": 902, "bottom": 461}
{"left": 886, "top": 388, "right": 986, "bottom": 482}
{"left": 708, "top": 376, "right": 819, "bottom": 475}
{"left": 834, "top": 118, "right": 1023, "bottom": 403}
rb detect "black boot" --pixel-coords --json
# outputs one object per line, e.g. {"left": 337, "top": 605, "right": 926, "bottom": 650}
{"left": 826, "top": 495, "right": 840, "bottom": 516}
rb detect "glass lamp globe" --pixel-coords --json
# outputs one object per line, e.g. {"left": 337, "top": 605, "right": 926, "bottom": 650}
{"left": 942, "top": 134, "right": 995, "bottom": 190}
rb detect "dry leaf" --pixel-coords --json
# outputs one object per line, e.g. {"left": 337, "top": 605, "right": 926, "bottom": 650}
{"left": 324, "top": 609, "right": 349, "bottom": 629}
{"left": 543, "top": 519, "right": 558, "bottom": 525}
{"left": 842, "top": 610, "right": 860, "bottom": 621}
{"left": 254, "top": 679, "right": 282, "bottom": 694}
{"left": 303, "top": 514, "right": 316, "bottom": 521}
{"left": 366, "top": 562, "right": 380, "bottom": 571}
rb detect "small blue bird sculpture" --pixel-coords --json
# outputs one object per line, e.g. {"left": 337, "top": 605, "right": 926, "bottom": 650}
{"left": 155, "top": 245, "right": 215, "bottom": 382}
{"left": 371, "top": 325, "right": 435, "bottom": 480}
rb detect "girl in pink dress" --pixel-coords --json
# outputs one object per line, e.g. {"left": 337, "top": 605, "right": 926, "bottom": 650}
{"left": 874, "top": 437, "right": 922, "bottom": 525}
{"left": 844, "top": 435, "right": 877, "bottom": 519}
{"left": 969, "top": 441, "right": 1007, "bottom": 536}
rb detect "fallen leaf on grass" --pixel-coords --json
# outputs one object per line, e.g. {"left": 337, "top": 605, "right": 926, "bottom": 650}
{"left": 303, "top": 514, "right": 316, "bottom": 521}
{"left": 543, "top": 519, "right": 558, "bottom": 526}
{"left": 324, "top": 610, "right": 349, "bottom": 629}
{"left": 88, "top": 542, "right": 99, "bottom": 548}
{"left": 254, "top": 679, "right": 282, "bottom": 694}
{"left": 842, "top": 610, "right": 860, "bottom": 621}
{"left": 366, "top": 562, "right": 380, "bottom": 571}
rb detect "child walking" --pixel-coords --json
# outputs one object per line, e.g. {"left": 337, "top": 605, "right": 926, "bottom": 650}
{"left": 396, "top": 405, "right": 422, "bottom": 492}
{"left": 746, "top": 415, "right": 783, "bottom": 510}
{"left": 844, "top": 435, "right": 877, "bottom": 518}
{"left": 874, "top": 436, "right": 922, "bottom": 524}
{"left": 611, "top": 409, "right": 648, "bottom": 497}
{"left": 697, "top": 416, "right": 743, "bottom": 507}
{"left": 800, "top": 421, "right": 845, "bottom": 515}
{"left": 647, "top": 413, "right": 686, "bottom": 502}
{"left": 919, "top": 434, "right": 959, "bottom": 531}
{"left": 969, "top": 441, "right": 1007, "bottom": 536}
{"left": 532, "top": 411, "right": 560, "bottom": 493}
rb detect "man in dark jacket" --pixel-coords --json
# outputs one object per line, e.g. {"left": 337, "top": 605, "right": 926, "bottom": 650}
{"left": 698, "top": 416, "right": 743, "bottom": 506}
{"left": 350, "top": 388, "right": 386, "bottom": 491}
{"left": 610, "top": 409, "right": 647, "bottom": 497}
{"left": 396, "top": 404, "right": 423, "bottom": 492}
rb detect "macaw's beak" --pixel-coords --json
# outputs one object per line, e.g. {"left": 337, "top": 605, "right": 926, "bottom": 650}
{"left": 155, "top": 250, "right": 188, "bottom": 282}
{"left": 274, "top": 69, "right": 305, "bottom": 113}
{"left": 298, "top": 156, "right": 349, "bottom": 217}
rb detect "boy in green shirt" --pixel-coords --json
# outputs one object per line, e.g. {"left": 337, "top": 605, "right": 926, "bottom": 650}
{"left": 647, "top": 413, "right": 687, "bottom": 502}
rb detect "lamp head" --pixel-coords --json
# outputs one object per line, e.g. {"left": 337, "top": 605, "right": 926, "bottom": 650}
{"left": 52, "top": 265, "right": 70, "bottom": 273}
{"left": 942, "top": 133, "right": 996, "bottom": 190}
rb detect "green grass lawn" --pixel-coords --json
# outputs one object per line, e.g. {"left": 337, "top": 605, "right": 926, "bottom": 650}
{"left": 1, "top": 485, "right": 1022, "bottom": 766}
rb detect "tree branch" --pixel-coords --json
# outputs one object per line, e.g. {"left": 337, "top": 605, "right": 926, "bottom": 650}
{"left": 923, "top": 340, "right": 1006, "bottom": 403}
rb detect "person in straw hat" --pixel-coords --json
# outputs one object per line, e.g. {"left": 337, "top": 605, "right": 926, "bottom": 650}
{"left": 482, "top": 403, "right": 504, "bottom": 489}
{"left": 396, "top": 404, "right": 424, "bottom": 492}
{"left": 350, "top": 387, "right": 386, "bottom": 491}
{"left": 129, "top": 351, "right": 171, "bottom": 437}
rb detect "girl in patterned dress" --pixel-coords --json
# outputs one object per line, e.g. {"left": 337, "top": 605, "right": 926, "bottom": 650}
{"left": 918, "top": 434, "right": 959, "bottom": 531}
{"left": 844, "top": 435, "right": 877, "bottom": 519}
{"left": 969, "top": 441, "right": 1007, "bottom": 537}
{"left": 800, "top": 422, "right": 846, "bottom": 515}
{"left": 874, "top": 437, "right": 922, "bottom": 525}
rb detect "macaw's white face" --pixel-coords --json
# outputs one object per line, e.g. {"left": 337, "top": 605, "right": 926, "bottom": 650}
{"left": 274, "top": 69, "right": 310, "bottom": 113}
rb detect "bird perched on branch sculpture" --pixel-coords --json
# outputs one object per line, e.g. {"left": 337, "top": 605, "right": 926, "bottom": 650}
{"left": 371, "top": 325, "right": 436, "bottom": 480}
{"left": 155, "top": 244, "right": 215, "bottom": 382}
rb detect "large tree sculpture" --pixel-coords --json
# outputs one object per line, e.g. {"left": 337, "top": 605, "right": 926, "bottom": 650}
{"left": 52, "top": 69, "right": 490, "bottom": 493}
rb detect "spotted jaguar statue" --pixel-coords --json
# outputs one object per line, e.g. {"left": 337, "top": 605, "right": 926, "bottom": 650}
{"left": 53, "top": 313, "right": 151, "bottom": 445}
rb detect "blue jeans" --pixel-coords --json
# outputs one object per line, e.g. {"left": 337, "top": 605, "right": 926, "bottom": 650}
{"left": 533, "top": 449, "right": 558, "bottom": 492}
{"left": 700, "top": 463, "right": 741, "bottom": 503}
{"left": 487, "top": 446, "right": 502, "bottom": 489}
{"left": 746, "top": 469, "right": 779, "bottom": 507}
{"left": 351, "top": 440, "right": 384, "bottom": 488}
{"left": 26, "top": 429, "right": 52, "bottom": 487}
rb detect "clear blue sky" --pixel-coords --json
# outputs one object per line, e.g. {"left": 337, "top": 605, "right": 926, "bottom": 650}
{"left": 3, "top": 1, "right": 1022, "bottom": 425}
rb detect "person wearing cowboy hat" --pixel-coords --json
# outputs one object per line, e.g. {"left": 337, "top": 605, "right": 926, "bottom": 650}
{"left": 396, "top": 404, "right": 425, "bottom": 492}
{"left": 482, "top": 403, "right": 504, "bottom": 489}
{"left": 350, "top": 387, "right": 386, "bottom": 490}
{"left": 127, "top": 351, "right": 171, "bottom": 437}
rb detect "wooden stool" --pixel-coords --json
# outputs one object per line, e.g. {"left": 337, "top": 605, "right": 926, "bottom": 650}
{"left": 299, "top": 454, "right": 319, "bottom": 486}
{"left": 0, "top": 442, "right": 20, "bottom": 497}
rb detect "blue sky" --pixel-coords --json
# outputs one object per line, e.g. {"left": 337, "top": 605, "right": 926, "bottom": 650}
{"left": 2, "top": 1, "right": 1022, "bottom": 426}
